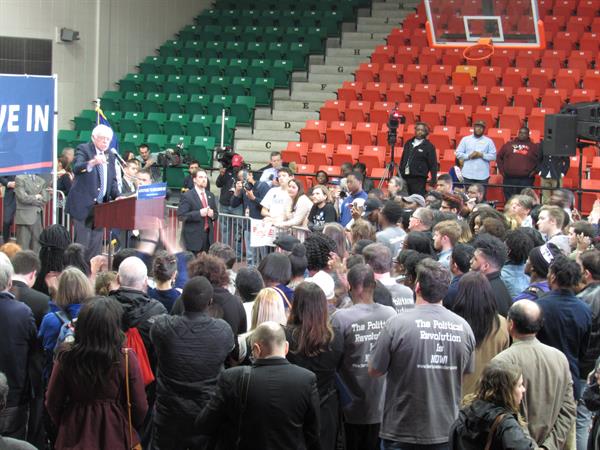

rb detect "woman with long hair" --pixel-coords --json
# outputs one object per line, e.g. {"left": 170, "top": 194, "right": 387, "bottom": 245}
{"left": 46, "top": 296, "right": 148, "bottom": 449}
{"left": 452, "top": 272, "right": 510, "bottom": 395}
{"left": 285, "top": 282, "right": 343, "bottom": 450}
{"left": 323, "top": 222, "right": 350, "bottom": 261}
{"left": 450, "top": 361, "right": 535, "bottom": 450}
{"left": 38, "top": 267, "right": 94, "bottom": 382}
{"left": 34, "top": 224, "right": 70, "bottom": 296}
{"left": 63, "top": 243, "right": 90, "bottom": 276}
{"left": 274, "top": 178, "right": 313, "bottom": 228}
{"left": 308, "top": 184, "right": 337, "bottom": 232}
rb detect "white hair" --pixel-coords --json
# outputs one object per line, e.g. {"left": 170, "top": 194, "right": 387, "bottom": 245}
{"left": 0, "top": 253, "right": 13, "bottom": 292}
{"left": 118, "top": 256, "right": 147, "bottom": 289}
{"left": 92, "top": 124, "right": 114, "bottom": 139}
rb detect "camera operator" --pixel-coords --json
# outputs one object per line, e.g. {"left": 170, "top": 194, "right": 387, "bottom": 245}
{"left": 231, "top": 169, "right": 270, "bottom": 266}
{"left": 217, "top": 153, "right": 244, "bottom": 255}
{"left": 182, "top": 160, "right": 200, "bottom": 192}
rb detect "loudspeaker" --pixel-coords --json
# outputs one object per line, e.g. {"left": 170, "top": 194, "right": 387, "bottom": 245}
{"left": 561, "top": 102, "right": 600, "bottom": 122}
{"left": 544, "top": 114, "right": 577, "bottom": 156}
{"left": 60, "top": 28, "right": 80, "bottom": 42}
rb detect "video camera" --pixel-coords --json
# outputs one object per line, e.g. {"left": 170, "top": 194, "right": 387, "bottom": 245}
{"left": 157, "top": 143, "right": 190, "bottom": 168}
{"left": 216, "top": 146, "right": 251, "bottom": 171}
{"left": 387, "top": 105, "right": 406, "bottom": 146}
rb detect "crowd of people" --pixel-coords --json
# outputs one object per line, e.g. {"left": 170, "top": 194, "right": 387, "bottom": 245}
{"left": 0, "top": 120, "right": 598, "bottom": 450}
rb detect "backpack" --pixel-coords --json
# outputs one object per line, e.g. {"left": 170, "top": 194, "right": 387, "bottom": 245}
{"left": 125, "top": 327, "right": 155, "bottom": 386}
{"left": 53, "top": 310, "right": 77, "bottom": 356}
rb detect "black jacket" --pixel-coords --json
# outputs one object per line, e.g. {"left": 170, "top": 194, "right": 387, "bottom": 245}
{"left": 578, "top": 281, "right": 600, "bottom": 376}
{"left": 196, "top": 357, "right": 321, "bottom": 450}
{"left": 110, "top": 287, "right": 167, "bottom": 370}
{"left": 10, "top": 280, "right": 50, "bottom": 328}
{"left": 150, "top": 311, "right": 234, "bottom": 428}
{"left": 487, "top": 271, "right": 513, "bottom": 317}
{"left": 538, "top": 154, "right": 570, "bottom": 178}
{"left": 216, "top": 169, "right": 236, "bottom": 207}
{"left": 177, "top": 188, "right": 218, "bottom": 252}
{"left": 0, "top": 291, "right": 37, "bottom": 407}
{"left": 450, "top": 399, "right": 535, "bottom": 450}
{"left": 399, "top": 137, "right": 438, "bottom": 181}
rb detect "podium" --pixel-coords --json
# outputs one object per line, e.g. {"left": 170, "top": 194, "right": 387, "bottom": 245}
{"left": 94, "top": 196, "right": 165, "bottom": 231}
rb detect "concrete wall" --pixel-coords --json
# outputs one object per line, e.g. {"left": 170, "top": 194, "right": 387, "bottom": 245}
{"left": 0, "top": 0, "right": 209, "bottom": 129}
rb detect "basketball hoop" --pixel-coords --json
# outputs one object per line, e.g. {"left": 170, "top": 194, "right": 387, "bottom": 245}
{"left": 462, "top": 38, "right": 495, "bottom": 62}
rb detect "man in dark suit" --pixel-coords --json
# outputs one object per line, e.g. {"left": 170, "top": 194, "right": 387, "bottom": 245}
{"left": 177, "top": 168, "right": 218, "bottom": 254}
{"left": 9, "top": 250, "right": 48, "bottom": 449}
{"left": 0, "top": 176, "right": 16, "bottom": 244}
{"left": 196, "top": 321, "right": 321, "bottom": 450}
{"left": 65, "top": 124, "right": 120, "bottom": 261}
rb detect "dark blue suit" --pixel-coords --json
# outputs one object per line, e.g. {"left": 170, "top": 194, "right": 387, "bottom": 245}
{"left": 65, "top": 142, "right": 119, "bottom": 259}
{"left": 177, "top": 188, "right": 218, "bottom": 253}
{"left": 0, "top": 176, "right": 16, "bottom": 242}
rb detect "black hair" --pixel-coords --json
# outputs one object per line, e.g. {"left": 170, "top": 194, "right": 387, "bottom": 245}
{"left": 11, "top": 250, "right": 40, "bottom": 275}
{"left": 473, "top": 233, "right": 508, "bottom": 269}
{"left": 580, "top": 250, "right": 600, "bottom": 281}
{"left": 353, "top": 162, "right": 367, "bottom": 174}
{"left": 380, "top": 200, "right": 404, "bottom": 225}
{"left": 288, "top": 244, "right": 308, "bottom": 278}
{"left": 437, "top": 173, "right": 453, "bottom": 184}
{"left": 303, "top": 233, "right": 336, "bottom": 272}
{"left": 182, "top": 276, "right": 214, "bottom": 312}
{"left": 152, "top": 251, "right": 178, "bottom": 283}
{"left": 112, "top": 248, "right": 138, "bottom": 271}
{"left": 346, "top": 254, "right": 365, "bottom": 270}
{"left": 235, "top": 267, "right": 265, "bottom": 302}
{"left": 34, "top": 224, "right": 71, "bottom": 295}
{"left": 520, "top": 226, "right": 545, "bottom": 247}
{"left": 508, "top": 301, "right": 544, "bottom": 334}
{"left": 504, "top": 229, "right": 534, "bottom": 265}
{"left": 453, "top": 271, "right": 500, "bottom": 346}
{"left": 208, "top": 243, "right": 237, "bottom": 269}
{"left": 63, "top": 243, "right": 91, "bottom": 276}
{"left": 347, "top": 171, "right": 364, "bottom": 184}
{"left": 452, "top": 244, "right": 475, "bottom": 274}
{"left": 258, "top": 253, "right": 292, "bottom": 285}
{"left": 404, "top": 231, "right": 436, "bottom": 256}
{"left": 416, "top": 258, "right": 451, "bottom": 303}
{"left": 399, "top": 209, "right": 412, "bottom": 230}
{"left": 549, "top": 255, "right": 582, "bottom": 289}
{"left": 351, "top": 239, "right": 374, "bottom": 255}
{"left": 404, "top": 252, "right": 430, "bottom": 288}
{"left": 347, "top": 263, "right": 376, "bottom": 291}
{"left": 58, "top": 296, "right": 124, "bottom": 391}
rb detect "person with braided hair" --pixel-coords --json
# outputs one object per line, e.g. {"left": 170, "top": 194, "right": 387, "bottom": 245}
{"left": 33, "top": 224, "right": 70, "bottom": 297}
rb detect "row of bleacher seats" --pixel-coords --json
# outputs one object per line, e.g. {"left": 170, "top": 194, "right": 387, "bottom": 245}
{"left": 205, "top": 0, "right": 366, "bottom": 14}
{"left": 158, "top": 35, "right": 321, "bottom": 59}
{"left": 370, "top": 47, "right": 600, "bottom": 69}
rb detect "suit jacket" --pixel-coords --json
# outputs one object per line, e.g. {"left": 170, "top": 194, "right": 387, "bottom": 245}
{"left": 196, "top": 357, "right": 321, "bottom": 450}
{"left": 177, "top": 187, "right": 218, "bottom": 252}
{"left": 10, "top": 280, "right": 50, "bottom": 329}
{"left": 14, "top": 175, "right": 48, "bottom": 225}
{"left": 120, "top": 176, "right": 137, "bottom": 196}
{"left": 538, "top": 155, "right": 570, "bottom": 179}
{"left": 65, "top": 142, "right": 119, "bottom": 222}
{"left": 0, "top": 176, "right": 16, "bottom": 221}
{"left": 399, "top": 137, "right": 438, "bottom": 181}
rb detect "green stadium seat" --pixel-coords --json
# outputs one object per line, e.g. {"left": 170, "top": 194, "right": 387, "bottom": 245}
{"left": 78, "top": 130, "right": 92, "bottom": 142}
{"left": 123, "top": 133, "right": 145, "bottom": 147}
{"left": 281, "top": 27, "right": 305, "bottom": 45}
{"left": 118, "top": 78, "right": 138, "bottom": 93}
{"left": 207, "top": 95, "right": 233, "bottom": 117}
{"left": 73, "top": 116, "right": 94, "bottom": 131}
{"left": 164, "top": 117, "right": 188, "bottom": 135}
{"left": 104, "top": 111, "right": 122, "bottom": 126}
{"left": 222, "top": 42, "right": 245, "bottom": 60}
{"left": 179, "top": 25, "right": 201, "bottom": 41}
{"left": 266, "top": 42, "right": 287, "bottom": 61}
{"left": 165, "top": 166, "right": 189, "bottom": 189}
{"left": 246, "top": 42, "right": 267, "bottom": 60}
{"left": 139, "top": 56, "right": 164, "bottom": 74}
{"left": 205, "top": 58, "right": 227, "bottom": 77}
{"left": 118, "top": 119, "right": 140, "bottom": 134}
{"left": 124, "top": 112, "right": 145, "bottom": 122}
{"left": 147, "top": 134, "right": 168, "bottom": 152}
{"left": 141, "top": 119, "right": 162, "bottom": 135}
{"left": 193, "top": 136, "right": 216, "bottom": 149}
{"left": 288, "top": 42, "right": 309, "bottom": 70}
{"left": 264, "top": 27, "right": 285, "bottom": 43}
{"left": 204, "top": 41, "right": 225, "bottom": 59}
{"left": 222, "top": 26, "right": 242, "bottom": 42}
{"left": 251, "top": 78, "right": 275, "bottom": 106}
{"left": 206, "top": 76, "right": 231, "bottom": 96}
{"left": 191, "top": 114, "right": 214, "bottom": 127}
{"left": 305, "top": 27, "right": 326, "bottom": 53}
{"left": 247, "top": 59, "right": 271, "bottom": 78}
{"left": 170, "top": 135, "right": 192, "bottom": 147}
{"left": 182, "top": 58, "right": 206, "bottom": 76}
{"left": 195, "top": 9, "right": 220, "bottom": 26}
{"left": 211, "top": 115, "right": 236, "bottom": 145}
{"left": 230, "top": 96, "right": 256, "bottom": 126}
{"left": 58, "top": 130, "right": 78, "bottom": 143}
{"left": 185, "top": 95, "right": 210, "bottom": 115}
{"left": 271, "top": 60, "right": 293, "bottom": 88}
{"left": 159, "top": 40, "right": 182, "bottom": 57}
{"left": 242, "top": 27, "right": 263, "bottom": 43}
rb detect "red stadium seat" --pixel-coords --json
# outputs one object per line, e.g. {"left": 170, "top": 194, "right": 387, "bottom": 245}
{"left": 541, "top": 89, "right": 567, "bottom": 111}
{"left": 427, "top": 65, "right": 452, "bottom": 86}
{"left": 337, "top": 82, "right": 361, "bottom": 102}
{"left": 529, "top": 68, "right": 554, "bottom": 90}
{"left": 355, "top": 63, "right": 380, "bottom": 83}
{"left": 345, "top": 101, "right": 371, "bottom": 124}
{"left": 282, "top": 142, "right": 308, "bottom": 164}
{"left": 461, "top": 86, "right": 486, "bottom": 108}
{"left": 307, "top": 143, "right": 334, "bottom": 166}
{"left": 380, "top": 64, "right": 403, "bottom": 84}
{"left": 362, "top": 146, "right": 386, "bottom": 170}
{"left": 499, "top": 107, "right": 526, "bottom": 134}
{"left": 320, "top": 100, "right": 345, "bottom": 122}
{"left": 472, "top": 106, "right": 499, "bottom": 129}
{"left": 486, "top": 87, "right": 512, "bottom": 109}
{"left": 555, "top": 68, "right": 581, "bottom": 91}
{"left": 397, "top": 103, "right": 421, "bottom": 124}
{"left": 300, "top": 120, "right": 326, "bottom": 144}
{"left": 583, "top": 70, "right": 600, "bottom": 92}
{"left": 326, "top": 122, "right": 352, "bottom": 145}
{"left": 411, "top": 84, "right": 437, "bottom": 105}
{"left": 387, "top": 83, "right": 411, "bottom": 103}
{"left": 420, "top": 104, "right": 446, "bottom": 127}
{"left": 351, "top": 122, "right": 378, "bottom": 147}
{"left": 404, "top": 64, "right": 428, "bottom": 85}
{"left": 371, "top": 102, "right": 394, "bottom": 125}
{"left": 446, "top": 105, "right": 472, "bottom": 128}
{"left": 477, "top": 67, "right": 502, "bottom": 88}
{"left": 363, "top": 82, "right": 386, "bottom": 103}
{"left": 332, "top": 144, "right": 360, "bottom": 166}
{"left": 503, "top": 68, "right": 528, "bottom": 89}
{"left": 514, "top": 88, "right": 540, "bottom": 115}
{"left": 436, "top": 85, "right": 462, "bottom": 109}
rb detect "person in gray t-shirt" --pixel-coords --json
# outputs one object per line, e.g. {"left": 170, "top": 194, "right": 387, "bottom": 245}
{"left": 376, "top": 201, "right": 406, "bottom": 258}
{"left": 369, "top": 259, "right": 475, "bottom": 450}
{"left": 331, "top": 264, "right": 396, "bottom": 450}
{"left": 363, "top": 243, "right": 414, "bottom": 313}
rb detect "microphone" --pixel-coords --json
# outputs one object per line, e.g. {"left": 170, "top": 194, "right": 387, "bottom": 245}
{"left": 110, "top": 148, "right": 127, "bottom": 166}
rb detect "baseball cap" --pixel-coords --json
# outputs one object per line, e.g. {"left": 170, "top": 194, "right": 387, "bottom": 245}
{"left": 473, "top": 120, "right": 486, "bottom": 128}
{"left": 401, "top": 194, "right": 426, "bottom": 207}
{"left": 364, "top": 198, "right": 383, "bottom": 214}
{"left": 273, "top": 234, "right": 300, "bottom": 252}
{"left": 231, "top": 154, "right": 244, "bottom": 167}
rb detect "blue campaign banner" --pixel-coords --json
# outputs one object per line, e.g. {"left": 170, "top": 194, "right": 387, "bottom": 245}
{"left": 0, "top": 75, "right": 56, "bottom": 175}
{"left": 137, "top": 182, "right": 167, "bottom": 200}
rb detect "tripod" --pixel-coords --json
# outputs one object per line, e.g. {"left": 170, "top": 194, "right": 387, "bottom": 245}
{"left": 378, "top": 107, "right": 403, "bottom": 188}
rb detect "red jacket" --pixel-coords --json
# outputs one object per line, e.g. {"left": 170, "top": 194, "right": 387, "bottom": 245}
{"left": 497, "top": 139, "right": 541, "bottom": 178}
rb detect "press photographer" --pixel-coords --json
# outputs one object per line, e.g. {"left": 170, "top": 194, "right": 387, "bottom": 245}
{"left": 216, "top": 149, "right": 246, "bottom": 252}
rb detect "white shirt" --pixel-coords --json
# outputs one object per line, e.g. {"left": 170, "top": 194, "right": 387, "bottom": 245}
{"left": 260, "top": 187, "right": 291, "bottom": 220}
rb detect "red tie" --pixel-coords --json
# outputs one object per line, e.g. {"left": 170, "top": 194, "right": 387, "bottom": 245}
{"left": 200, "top": 190, "right": 209, "bottom": 230}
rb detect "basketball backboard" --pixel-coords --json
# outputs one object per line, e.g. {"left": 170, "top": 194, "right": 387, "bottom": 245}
{"left": 424, "top": 0, "right": 545, "bottom": 49}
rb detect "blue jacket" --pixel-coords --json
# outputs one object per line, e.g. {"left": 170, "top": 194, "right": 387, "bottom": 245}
{"left": 501, "top": 264, "right": 530, "bottom": 299}
{"left": 339, "top": 190, "right": 368, "bottom": 226}
{"left": 536, "top": 289, "right": 592, "bottom": 399}
{"left": 38, "top": 303, "right": 82, "bottom": 381}
{"left": 513, "top": 280, "right": 550, "bottom": 301}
